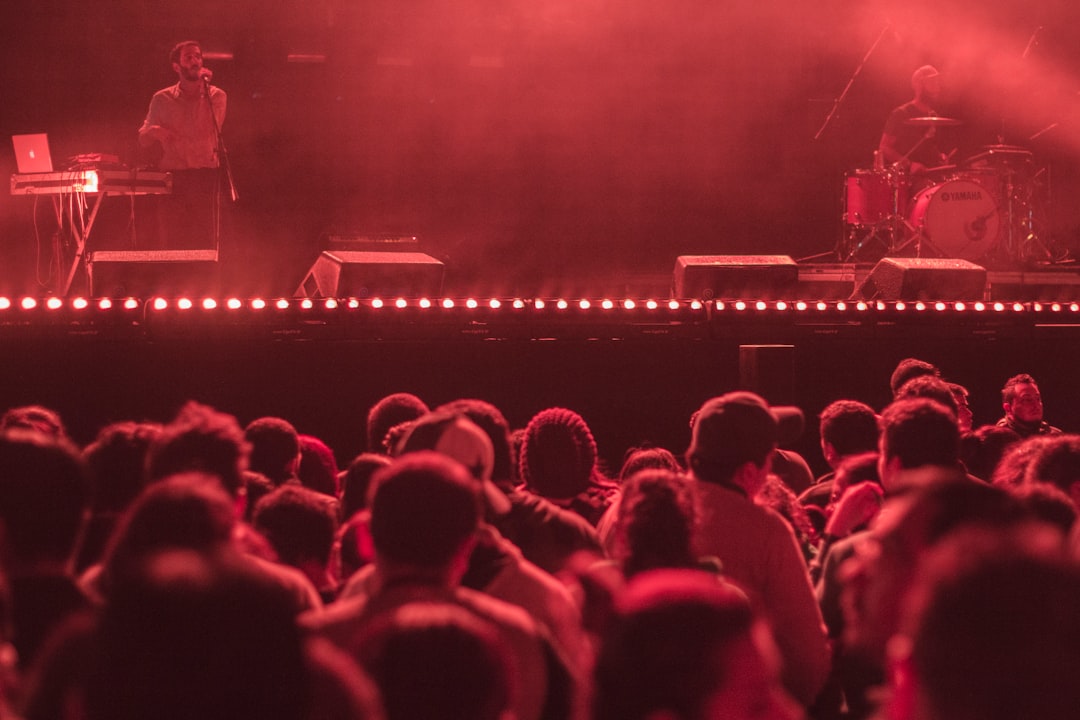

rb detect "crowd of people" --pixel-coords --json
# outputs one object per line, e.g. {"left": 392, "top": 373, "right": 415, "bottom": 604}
{"left": 0, "top": 360, "right": 1077, "bottom": 720}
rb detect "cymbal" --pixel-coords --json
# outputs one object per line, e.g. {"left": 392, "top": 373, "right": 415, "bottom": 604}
{"left": 905, "top": 116, "right": 963, "bottom": 127}
{"left": 977, "top": 144, "right": 1032, "bottom": 155}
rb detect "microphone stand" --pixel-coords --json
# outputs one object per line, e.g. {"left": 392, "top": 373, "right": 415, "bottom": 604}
{"left": 206, "top": 79, "right": 239, "bottom": 204}
{"left": 814, "top": 23, "right": 892, "bottom": 141}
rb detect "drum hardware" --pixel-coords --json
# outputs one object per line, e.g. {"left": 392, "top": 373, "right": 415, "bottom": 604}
{"left": 839, "top": 167, "right": 911, "bottom": 262}
{"left": 903, "top": 116, "right": 964, "bottom": 127}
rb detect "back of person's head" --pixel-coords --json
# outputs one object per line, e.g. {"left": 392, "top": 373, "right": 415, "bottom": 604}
{"left": 890, "top": 358, "right": 940, "bottom": 398}
{"left": 252, "top": 485, "right": 338, "bottom": 569}
{"left": 615, "top": 469, "right": 697, "bottom": 577}
{"left": 879, "top": 398, "right": 959, "bottom": 470}
{"left": 339, "top": 453, "right": 392, "bottom": 521}
{"left": 87, "top": 548, "right": 308, "bottom": 720}
{"left": 1008, "top": 482, "right": 1078, "bottom": 535}
{"left": 83, "top": 421, "right": 162, "bottom": 514}
{"left": 297, "top": 434, "right": 338, "bottom": 497}
{"left": 367, "top": 393, "right": 429, "bottom": 453}
{"left": 894, "top": 537, "right": 1080, "bottom": 720}
{"left": 618, "top": 446, "right": 681, "bottom": 483}
{"left": 102, "top": 473, "right": 235, "bottom": 589}
{"left": 0, "top": 404, "right": 67, "bottom": 440}
{"left": 244, "top": 417, "right": 300, "bottom": 486}
{"left": 991, "top": 434, "right": 1058, "bottom": 488}
{"left": 819, "top": 400, "right": 879, "bottom": 457}
{"left": 336, "top": 511, "right": 375, "bottom": 582}
{"left": 1001, "top": 372, "right": 1038, "bottom": 404}
{"left": 146, "top": 402, "right": 248, "bottom": 498}
{"left": 519, "top": 407, "right": 599, "bottom": 500}
{"left": 368, "top": 452, "right": 481, "bottom": 569}
{"left": 960, "top": 424, "right": 1022, "bottom": 482}
{"left": 0, "top": 429, "right": 87, "bottom": 567}
{"left": 396, "top": 412, "right": 494, "bottom": 482}
{"left": 593, "top": 568, "right": 797, "bottom": 720}
{"left": 685, "top": 392, "right": 796, "bottom": 486}
{"left": 355, "top": 602, "right": 512, "bottom": 720}
{"left": 436, "top": 399, "right": 515, "bottom": 484}
{"left": 1023, "top": 434, "right": 1080, "bottom": 496}
{"left": 894, "top": 375, "right": 959, "bottom": 415}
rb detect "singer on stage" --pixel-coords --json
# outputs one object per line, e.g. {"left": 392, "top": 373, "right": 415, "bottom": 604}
{"left": 138, "top": 40, "right": 226, "bottom": 249}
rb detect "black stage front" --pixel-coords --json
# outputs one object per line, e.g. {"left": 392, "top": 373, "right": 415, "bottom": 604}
{"left": 2, "top": 261, "right": 1078, "bottom": 480}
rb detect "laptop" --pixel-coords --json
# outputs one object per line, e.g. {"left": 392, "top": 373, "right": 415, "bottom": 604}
{"left": 11, "top": 133, "right": 54, "bottom": 174}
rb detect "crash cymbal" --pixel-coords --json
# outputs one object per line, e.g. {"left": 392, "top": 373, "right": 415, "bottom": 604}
{"left": 905, "top": 116, "right": 963, "bottom": 127}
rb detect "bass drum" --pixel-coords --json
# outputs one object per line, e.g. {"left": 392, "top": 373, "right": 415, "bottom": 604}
{"left": 907, "top": 178, "right": 1000, "bottom": 260}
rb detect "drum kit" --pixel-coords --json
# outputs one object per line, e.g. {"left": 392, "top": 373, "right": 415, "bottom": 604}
{"left": 840, "top": 116, "right": 1050, "bottom": 266}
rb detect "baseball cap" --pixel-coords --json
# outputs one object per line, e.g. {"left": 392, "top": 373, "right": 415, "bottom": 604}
{"left": 911, "top": 65, "right": 940, "bottom": 89}
{"left": 687, "top": 391, "right": 804, "bottom": 467}
{"left": 396, "top": 411, "right": 512, "bottom": 515}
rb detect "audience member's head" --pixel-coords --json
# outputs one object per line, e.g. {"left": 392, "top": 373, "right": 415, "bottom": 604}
{"left": 0, "top": 429, "right": 87, "bottom": 570}
{"left": 355, "top": 603, "right": 512, "bottom": 720}
{"left": 888, "top": 533, "right": 1079, "bottom": 720}
{"left": 146, "top": 402, "right": 248, "bottom": 499}
{"left": 0, "top": 404, "right": 67, "bottom": 440}
{"left": 819, "top": 400, "right": 879, "bottom": 469}
{"left": 889, "top": 360, "right": 941, "bottom": 399}
{"left": 252, "top": 485, "right": 338, "bottom": 575}
{"left": 339, "top": 453, "right": 392, "bottom": 522}
{"left": 1022, "top": 434, "right": 1080, "bottom": 505}
{"left": 101, "top": 473, "right": 235, "bottom": 591}
{"left": 1000, "top": 372, "right": 1045, "bottom": 427}
{"left": 615, "top": 469, "right": 697, "bottom": 578}
{"left": 396, "top": 411, "right": 511, "bottom": 516}
{"left": 367, "top": 393, "right": 429, "bottom": 454}
{"left": 687, "top": 392, "right": 800, "bottom": 496}
{"left": 877, "top": 398, "right": 960, "bottom": 491}
{"left": 87, "top": 548, "right": 310, "bottom": 720}
{"left": 991, "top": 434, "right": 1058, "bottom": 488}
{"left": 618, "top": 446, "right": 681, "bottom": 484}
{"left": 960, "top": 424, "right": 1021, "bottom": 482}
{"left": 840, "top": 479, "right": 1034, "bottom": 665}
{"left": 436, "top": 399, "right": 515, "bottom": 485}
{"left": 593, "top": 568, "right": 800, "bottom": 720}
{"left": 297, "top": 434, "right": 338, "bottom": 497}
{"left": 368, "top": 452, "right": 481, "bottom": 579}
{"left": 889, "top": 358, "right": 940, "bottom": 398}
{"left": 244, "top": 417, "right": 301, "bottom": 486}
{"left": 336, "top": 510, "right": 375, "bottom": 583}
{"left": 83, "top": 421, "right": 162, "bottom": 514}
{"left": 894, "top": 375, "right": 959, "bottom": 416}
{"left": 519, "top": 407, "right": 601, "bottom": 501}
{"left": 947, "top": 382, "right": 974, "bottom": 433}
{"left": 1008, "top": 482, "right": 1078, "bottom": 535}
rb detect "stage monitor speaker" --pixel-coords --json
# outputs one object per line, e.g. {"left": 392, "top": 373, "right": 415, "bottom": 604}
{"left": 851, "top": 257, "right": 987, "bottom": 301}
{"left": 87, "top": 250, "right": 220, "bottom": 297}
{"left": 673, "top": 255, "right": 799, "bottom": 300}
{"left": 296, "top": 251, "right": 445, "bottom": 298}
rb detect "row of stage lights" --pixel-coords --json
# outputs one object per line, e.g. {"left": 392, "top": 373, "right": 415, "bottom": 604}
{"left": 1, "top": 296, "right": 1080, "bottom": 315}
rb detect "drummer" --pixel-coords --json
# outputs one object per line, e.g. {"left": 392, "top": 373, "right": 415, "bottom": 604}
{"left": 878, "top": 65, "right": 952, "bottom": 174}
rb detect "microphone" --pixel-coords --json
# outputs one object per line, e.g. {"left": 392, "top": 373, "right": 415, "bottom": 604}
{"left": 199, "top": 68, "right": 213, "bottom": 84}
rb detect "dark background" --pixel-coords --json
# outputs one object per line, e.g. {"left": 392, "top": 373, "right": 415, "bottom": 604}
{"left": 3, "top": 1, "right": 1080, "bottom": 296}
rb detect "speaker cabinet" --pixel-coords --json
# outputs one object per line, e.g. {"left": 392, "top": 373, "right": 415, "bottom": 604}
{"left": 852, "top": 257, "right": 987, "bottom": 301}
{"left": 87, "top": 250, "right": 220, "bottom": 297}
{"left": 673, "top": 255, "right": 799, "bottom": 300}
{"left": 296, "top": 251, "right": 445, "bottom": 298}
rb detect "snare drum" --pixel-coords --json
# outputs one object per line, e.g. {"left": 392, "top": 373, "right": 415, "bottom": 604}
{"left": 908, "top": 177, "right": 1000, "bottom": 260}
{"left": 844, "top": 169, "right": 895, "bottom": 226}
